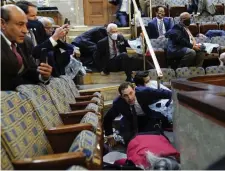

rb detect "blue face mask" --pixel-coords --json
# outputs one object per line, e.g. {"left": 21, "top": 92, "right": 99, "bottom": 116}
{"left": 27, "top": 19, "right": 41, "bottom": 29}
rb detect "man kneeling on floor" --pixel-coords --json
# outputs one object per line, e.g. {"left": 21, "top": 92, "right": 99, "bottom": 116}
{"left": 103, "top": 82, "right": 172, "bottom": 147}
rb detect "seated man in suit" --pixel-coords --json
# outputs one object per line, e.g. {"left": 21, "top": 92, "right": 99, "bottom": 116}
{"left": 147, "top": 6, "right": 174, "bottom": 39}
{"left": 133, "top": 71, "right": 173, "bottom": 122}
{"left": 71, "top": 26, "right": 108, "bottom": 67}
{"left": 94, "top": 23, "right": 145, "bottom": 82}
{"left": 1, "top": 5, "right": 52, "bottom": 90}
{"left": 104, "top": 82, "right": 172, "bottom": 146}
{"left": 165, "top": 12, "right": 205, "bottom": 67}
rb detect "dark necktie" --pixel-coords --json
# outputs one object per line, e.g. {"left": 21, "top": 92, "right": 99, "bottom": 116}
{"left": 159, "top": 20, "right": 164, "bottom": 36}
{"left": 131, "top": 105, "right": 138, "bottom": 134}
{"left": 11, "top": 43, "right": 23, "bottom": 69}
{"left": 113, "top": 40, "right": 117, "bottom": 55}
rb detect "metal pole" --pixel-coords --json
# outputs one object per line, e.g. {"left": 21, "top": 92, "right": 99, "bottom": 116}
{"left": 131, "top": 0, "right": 163, "bottom": 78}
{"left": 149, "top": 0, "right": 152, "bottom": 19}
{"left": 129, "top": 0, "right": 131, "bottom": 27}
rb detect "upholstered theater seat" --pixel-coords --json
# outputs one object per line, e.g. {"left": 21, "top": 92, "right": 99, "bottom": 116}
{"left": 175, "top": 67, "right": 205, "bottom": 78}
{"left": 200, "top": 22, "right": 219, "bottom": 35}
{"left": 15, "top": 84, "right": 103, "bottom": 147}
{"left": 169, "top": 6, "right": 187, "bottom": 18}
{"left": 206, "top": 66, "right": 225, "bottom": 74}
{"left": 148, "top": 68, "right": 176, "bottom": 87}
{"left": 1, "top": 146, "right": 14, "bottom": 170}
{"left": 60, "top": 76, "right": 103, "bottom": 106}
{"left": 188, "top": 24, "right": 199, "bottom": 37}
{"left": 1, "top": 91, "right": 87, "bottom": 170}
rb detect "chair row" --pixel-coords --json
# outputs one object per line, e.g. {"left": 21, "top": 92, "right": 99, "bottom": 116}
{"left": 132, "top": 15, "right": 225, "bottom": 31}
{"left": 145, "top": 4, "right": 225, "bottom": 18}
{"left": 147, "top": 36, "right": 225, "bottom": 68}
{"left": 1, "top": 76, "right": 104, "bottom": 170}
{"left": 147, "top": 66, "right": 225, "bottom": 87}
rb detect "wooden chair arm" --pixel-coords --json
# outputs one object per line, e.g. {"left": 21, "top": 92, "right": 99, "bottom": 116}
{"left": 79, "top": 91, "right": 101, "bottom": 96}
{"left": 60, "top": 109, "right": 96, "bottom": 124}
{"left": 13, "top": 152, "right": 86, "bottom": 170}
{"left": 44, "top": 123, "right": 93, "bottom": 153}
{"left": 75, "top": 95, "right": 97, "bottom": 102}
{"left": 70, "top": 101, "right": 97, "bottom": 111}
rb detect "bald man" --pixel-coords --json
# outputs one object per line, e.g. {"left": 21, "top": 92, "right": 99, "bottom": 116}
{"left": 165, "top": 12, "right": 205, "bottom": 67}
{"left": 1, "top": 5, "right": 52, "bottom": 90}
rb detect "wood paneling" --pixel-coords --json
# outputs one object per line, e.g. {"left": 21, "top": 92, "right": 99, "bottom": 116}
{"left": 84, "top": 0, "right": 117, "bottom": 26}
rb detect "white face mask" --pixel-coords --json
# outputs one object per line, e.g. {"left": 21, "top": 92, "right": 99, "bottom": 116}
{"left": 111, "top": 33, "right": 118, "bottom": 40}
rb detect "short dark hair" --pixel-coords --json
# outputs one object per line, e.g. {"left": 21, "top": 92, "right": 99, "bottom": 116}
{"left": 15, "top": 1, "right": 36, "bottom": 14}
{"left": 134, "top": 71, "right": 149, "bottom": 86}
{"left": 156, "top": 6, "right": 165, "bottom": 13}
{"left": 118, "top": 82, "right": 134, "bottom": 95}
{"left": 1, "top": 6, "right": 11, "bottom": 22}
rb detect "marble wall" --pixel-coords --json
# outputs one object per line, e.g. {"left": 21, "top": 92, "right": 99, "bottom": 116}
{"left": 16, "top": 0, "right": 84, "bottom": 25}
{"left": 173, "top": 97, "right": 225, "bottom": 169}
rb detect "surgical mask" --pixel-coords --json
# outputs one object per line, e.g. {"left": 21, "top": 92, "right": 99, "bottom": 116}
{"left": 110, "top": 33, "right": 118, "bottom": 40}
{"left": 182, "top": 19, "right": 191, "bottom": 26}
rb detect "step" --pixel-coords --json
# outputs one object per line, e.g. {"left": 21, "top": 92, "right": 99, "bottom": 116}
{"left": 103, "top": 100, "right": 113, "bottom": 115}
{"left": 82, "top": 72, "right": 126, "bottom": 85}
{"left": 78, "top": 83, "right": 120, "bottom": 101}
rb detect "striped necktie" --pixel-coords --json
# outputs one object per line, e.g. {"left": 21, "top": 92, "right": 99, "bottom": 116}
{"left": 11, "top": 43, "right": 23, "bottom": 69}
{"left": 158, "top": 20, "right": 164, "bottom": 36}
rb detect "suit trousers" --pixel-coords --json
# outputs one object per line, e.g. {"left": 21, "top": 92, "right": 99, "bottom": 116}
{"left": 179, "top": 48, "right": 205, "bottom": 67}
{"left": 116, "top": 12, "right": 129, "bottom": 27}
{"left": 104, "top": 53, "right": 144, "bottom": 80}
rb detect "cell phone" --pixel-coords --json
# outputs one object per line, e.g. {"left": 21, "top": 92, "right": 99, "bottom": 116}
{"left": 40, "top": 48, "right": 48, "bottom": 64}
{"left": 64, "top": 18, "right": 69, "bottom": 24}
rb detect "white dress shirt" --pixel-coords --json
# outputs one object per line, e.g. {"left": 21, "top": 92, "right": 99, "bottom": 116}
{"left": 108, "top": 37, "right": 119, "bottom": 59}
{"left": 156, "top": 18, "right": 166, "bottom": 35}
{"left": 120, "top": 0, "right": 129, "bottom": 14}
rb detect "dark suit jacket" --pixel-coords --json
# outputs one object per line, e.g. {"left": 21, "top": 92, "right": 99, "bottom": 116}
{"left": 147, "top": 17, "right": 174, "bottom": 39}
{"left": 165, "top": 24, "right": 193, "bottom": 58}
{"left": 1, "top": 36, "right": 40, "bottom": 90}
{"left": 110, "top": 0, "right": 142, "bottom": 16}
{"left": 32, "top": 39, "right": 71, "bottom": 77}
{"left": 103, "top": 86, "right": 172, "bottom": 136}
{"left": 27, "top": 19, "right": 48, "bottom": 44}
{"left": 71, "top": 27, "right": 107, "bottom": 58}
{"left": 93, "top": 34, "right": 130, "bottom": 71}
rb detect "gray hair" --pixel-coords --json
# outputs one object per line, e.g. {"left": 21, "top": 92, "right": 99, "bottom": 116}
{"left": 38, "top": 17, "right": 54, "bottom": 27}
{"left": 106, "top": 23, "right": 118, "bottom": 33}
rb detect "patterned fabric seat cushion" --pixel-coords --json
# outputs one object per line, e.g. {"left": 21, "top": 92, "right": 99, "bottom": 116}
{"left": 16, "top": 85, "right": 63, "bottom": 129}
{"left": 176, "top": 67, "right": 205, "bottom": 78}
{"left": 86, "top": 103, "right": 99, "bottom": 113}
{"left": 69, "top": 130, "right": 96, "bottom": 161}
{"left": 210, "top": 36, "right": 225, "bottom": 47}
{"left": 214, "top": 15, "right": 225, "bottom": 24}
{"left": 149, "top": 68, "right": 176, "bottom": 83}
{"left": 60, "top": 75, "right": 103, "bottom": 100}
{"left": 1, "top": 146, "right": 14, "bottom": 170}
{"left": 80, "top": 112, "right": 99, "bottom": 132}
{"left": 131, "top": 17, "right": 152, "bottom": 26}
{"left": 150, "top": 38, "right": 168, "bottom": 49}
{"left": 194, "top": 16, "right": 214, "bottom": 23}
{"left": 42, "top": 78, "right": 72, "bottom": 113}
{"left": 206, "top": 66, "right": 225, "bottom": 74}
{"left": 1, "top": 91, "right": 53, "bottom": 160}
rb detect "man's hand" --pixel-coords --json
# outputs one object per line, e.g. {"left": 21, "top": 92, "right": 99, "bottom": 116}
{"left": 107, "top": 136, "right": 117, "bottom": 147}
{"left": 51, "top": 24, "right": 70, "bottom": 41}
{"left": 38, "top": 63, "right": 52, "bottom": 79}
{"left": 193, "top": 44, "right": 201, "bottom": 51}
{"left": 73, "top": 48, "right": 81, "bottom": 58}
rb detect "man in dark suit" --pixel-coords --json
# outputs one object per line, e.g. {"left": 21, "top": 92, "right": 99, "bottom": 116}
{"left": 94, "top": 23, "right": 144, "bottom": 82}
{"left": 165, "top": 12, "right": 205, "bottom": 67}
{"left": 71, "top": 26, "right": 108, "bottom": 66}
{"left": 1, "top": 5, "right": 52, "bottom": 90}
{"left": 109, "top": 0, "right": 143, "bottom": 27}
{"left": 15, "top": 1, "right": 49, "bottom": 45}
{"left": 187, "top": 0, "right": 198, "bottom": 14}
{"left": 104, "top": 82, "right": 172, "bottom": 146}
{"left": 147, "top": 6, "right": 174, "bottom": 39}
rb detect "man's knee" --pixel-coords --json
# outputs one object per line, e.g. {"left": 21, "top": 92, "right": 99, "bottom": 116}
{"left": 186, "top": 49, "right": 196, "bottom": 58}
